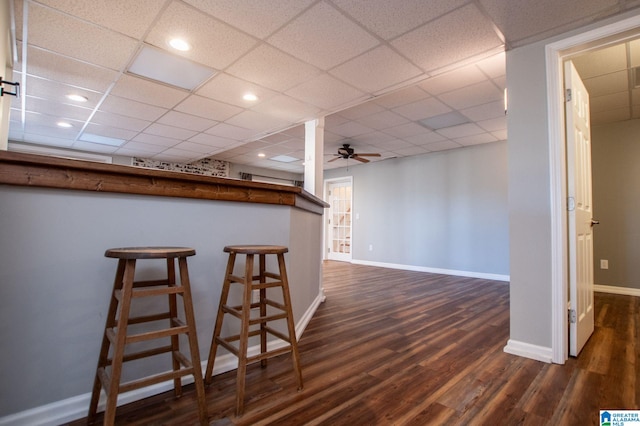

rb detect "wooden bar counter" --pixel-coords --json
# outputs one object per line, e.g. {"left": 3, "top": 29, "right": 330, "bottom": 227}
{"left": 0, "top": 151, "right": 328, "bottom": 425}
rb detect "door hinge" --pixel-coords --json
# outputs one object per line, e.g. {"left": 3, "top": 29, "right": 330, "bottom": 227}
{"left": 566, "top": 88, "right": 572, "bottom": 102}
{"left": 569, "top": 309, "right": 577, "bottom": 324}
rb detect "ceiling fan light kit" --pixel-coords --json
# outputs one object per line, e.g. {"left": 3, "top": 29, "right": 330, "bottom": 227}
{"left": 329, "top": 143, "right": 381, "bottom": 164}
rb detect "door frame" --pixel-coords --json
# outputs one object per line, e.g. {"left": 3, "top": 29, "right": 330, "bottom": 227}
{"left": 323, "top": 176, "right": 353, "bottom": 261}
{"left": 546, "top": 13, "right": 640, "bottom": 364}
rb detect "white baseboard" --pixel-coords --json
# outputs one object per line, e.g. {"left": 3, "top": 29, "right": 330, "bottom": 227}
{"left": 595, "top": 284, "right": 640, "bottom": 297}
{"left": 351, "top": 259, "right": 510, "bottom": 282}
{"left": 503, "top": 339, "right": 553, "bottom": 363}
{"left": 0, "top": 293, "right": 325, "bottom": 426}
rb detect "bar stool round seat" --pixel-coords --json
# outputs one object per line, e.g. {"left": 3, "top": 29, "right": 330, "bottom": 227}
{"left": 88, "top": 247, "right": 207, "bottom": 425}
{"left": 205, "top": 244, "right": 303, "bottom": 416}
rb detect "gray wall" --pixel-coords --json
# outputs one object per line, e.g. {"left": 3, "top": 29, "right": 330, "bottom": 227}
{"left": 592, "top": 119, "right": 640, "bottom": 289}
{"left": 0, "top": 185, "right": 322, "bottom": 418}
{"left": 324, "top": 141, "right": 509, "bottom": 276}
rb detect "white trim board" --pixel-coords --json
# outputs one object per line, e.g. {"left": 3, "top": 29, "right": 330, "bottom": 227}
{"left": 503, "top": 340, "right": 553, "bottom": 364}
{"left": 351, "top": 259, "right": 510, "bottom": 282}
{"left": 0, "top": 293, "right": 324, "bottom": 426}
{"left": 594, "top": 284, "right": 640, "bottom": 297}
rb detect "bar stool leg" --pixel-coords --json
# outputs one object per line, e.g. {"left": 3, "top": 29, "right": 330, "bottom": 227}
{"left": 205, "top": 252, "right": 236, "bottom": 384}
{"left": 277, "top": 253, "right": 303, "bottom": 391}
{"left": 167, "top": 258, "right": 182, "bottom": 398}
{"left": 177, "top": 257, "right": 208, "bottom": 425}
{"left": 235, "top": 253, "right": 254, "bottom": 416}
{"left": 259, "top": 254, "right": 268, "bottom": 368}
{"left": 88, "top": 259, "right": 126, "bottom": 423}
{"left": 106, "top": 259, "right": 136, "bottom": 424}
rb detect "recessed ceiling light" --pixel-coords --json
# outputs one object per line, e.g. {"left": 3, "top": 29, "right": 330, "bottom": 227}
{"left": 169, "top": 38, "right": 191, "bottom": 51}
{"left": 418, "top": 111, "right": 470, "bottom": 130}
{"left": 56, "top": 121, "right": 73, "bottom": 128}
{"left": 66, "top": 94, "right": 88, "bottom": 102}
{"left": 243, "top": 93, "right": 258, "bottom": 101}
{"left": 258, "top": 153, "right": 266, "bottom": 157}
{"left": 270, "top": 155, "right": 299, "bottom": 163}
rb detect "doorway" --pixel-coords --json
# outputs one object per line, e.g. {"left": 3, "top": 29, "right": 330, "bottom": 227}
{"left": 546, "top": 14, "right": 640, "bottom": 363}
{"left": 324, "top": 177, "right": 353, "bottom": 262}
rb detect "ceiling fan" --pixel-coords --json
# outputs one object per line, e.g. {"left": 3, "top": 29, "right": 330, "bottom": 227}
{"left": 328, "top": 143, "right": 381, "bottom": 163}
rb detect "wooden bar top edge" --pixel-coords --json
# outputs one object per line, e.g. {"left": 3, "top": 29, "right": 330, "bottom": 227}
{"left": 0, "top": 151, "right": 329, "bottom": 214}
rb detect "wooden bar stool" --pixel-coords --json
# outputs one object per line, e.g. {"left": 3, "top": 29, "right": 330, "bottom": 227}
{"left": 88, "top": 247, "right": 208, "bottom": 425}
{"left": 204, "top": 245, "right": 303, "bottom": 416}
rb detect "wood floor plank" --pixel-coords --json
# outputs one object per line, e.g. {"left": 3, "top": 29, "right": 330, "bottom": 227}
{"left": 69, "top": 262, "right": 640, "bottom": 426}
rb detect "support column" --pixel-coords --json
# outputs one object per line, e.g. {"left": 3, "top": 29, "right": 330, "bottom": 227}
{"left": 303, "top": 118, "right": 324, "bottom": 197}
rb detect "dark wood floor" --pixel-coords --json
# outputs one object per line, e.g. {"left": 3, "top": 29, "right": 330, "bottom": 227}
{"left": 74, "top": 261, "right": 639, "bottom": 425}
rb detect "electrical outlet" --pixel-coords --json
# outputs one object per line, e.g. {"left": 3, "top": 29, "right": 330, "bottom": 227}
{"left": 600, "top": 259, "right": 609, "bottom": 269}
{"left": 252, "top": 289, "right": 260, "bottom": 303}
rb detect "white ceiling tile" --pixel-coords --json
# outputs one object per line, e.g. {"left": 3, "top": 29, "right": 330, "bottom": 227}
{"left": 71, "top": 140, "right": 119, "bottom": 153}
{"left": 477, "top": 52, "right": 506, "bottom": 78}
{"left": 375, "top": 139, "right": 414, "bottom": 150}
{"left": 419, "top": 65, "right": 489, "bottom": 95}
{"left": 205, "top": 123, "right": 256, "bottom": 141}
{"left": 82, "top": 123, "right": 138, "bottom": 140}
{"left": 330, "top": 46, "right": 423, "bottom": 93}
{"left": 24, "top": 76, "right": 102, "bottom": 108}
{"left": 338, "top": 102, "right": 386, "bottom": 120}
{"left": 591, "top": 107, "right": 631, "bottom": 125}
{"left": 384, "top": 122, "right": 430, "bottom": 138}
{"left": 332, "top": 0, "right": 467, "bottom": 40}
{"left": 356, "top": 110, "right": 409, "bottom": 130}
{"left": 172, "top": 141, "right": 217, "bottom": 154}
{"left": 90, "top": 111, "right": 151, "bottom": 132}
{"left": 100, "top": 96, "right": 168, "bottom": 121}
{"left": 28, "top": 4, "right": 138, "bottom": 71}
{"left": 454, "top": 132, "right": 498, "bottom": 146}
{"left": 174, "top": 95, "right": 243, "bottom": 121}
{"left": 132, "top": 133, "right": 182, "bottom": 148}
{"left": 115, "top": 147, "right": 164, "bottom": 157}
{"left": 286, "top": 74, "right": 366, "bottom": 110}
{"left": 392, "top": 4, "right": 503, "bottom": 73}
{"left": 27, "top": 47, "right": 118, "bottom": 92}
{"left": 227, "top": 44, "right": 321, "bottom": 92}
{"left": 251, "top": 94, "right": 321, "bottom": 122}
{"left": 25, "top": 122, "right": 80, "bottom": 139}
{"left": 111, "top": 74, "right": 189, "bottom": 108}
{"left": 436, "top": 123, "right": 485, "bottom": 139}
{"left": 348, "top": 131, "right": 395, "bottom": 146}
{"left": 392, "top": 97, "right": 451, "bottom": 121}
{"left": 590, "top": 91, "right": 629, "bottom": 114}
{"left": 18, "top": 133, "right": 75, "bottom": 148}
{"left": 145, "top": 1, "right": 258, "bottom": 70}
{"left": 25, "top": 96, "right": 93, "bottom": 121}
{"left": 405, "top": 131, "right": 447, "bottom": 145}
{"left": 331, "top": 121, "right": 375, "bottom": 138}
{"left": 583, "top": 71, "right": 629, "bottom": 97}
{"left": 392, "top": 145, "right": 430, "bottom": 156}
{"left": 438, "top": 80, "right": 503, "bottom": 110}
{"left": 118, "top": 141, "right": 167, "bottom": 154}
{"left": 373, "top": 85, "right": 430, "bottom": 109}
{"left": 423, "top": 140, "right": 462, "bottom": 152}
{"left": 477, "top": 116, "right": 507, "bottom": 133}
{"left": 461, "top": 100, "right": 505, "bottom": 121}
{"left": 182, "top": 0, "right": 316, "bottom": 39}
{"left": 143, "top": 123, "right": 197, "bottom": 140}
{"left": 479, "top": 0, "right": 618, "bottom": 46}
{"left": 225, "top": 110, "right": 293, "bottom": 132}
{"left": 189, "top": 133, "right": 240, "bottom": 148}
{"left": 156, "top": 111, "right": 217, "bottom": 132}
{"left": 34, "top": 0, "right": 166, "bottom": 39}
{"left": 152, "top": 148, "right": 202, "bottom": 162}
{"left": 572, "top": 44, "right": 627, "bottom": 80}
{"left": 268, "top": 2, "right": 379, "bottom": 70}
{"left": 491, "top": 129, "right": 508, "bottom": 140}
{"left": 629, "top": 39, "right": 640, "bottom": 68}
{"left": 196, "top": 73, "right": 278, "bottom": 107}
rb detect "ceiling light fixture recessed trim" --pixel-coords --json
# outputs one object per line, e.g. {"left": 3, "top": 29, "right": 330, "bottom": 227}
{"left": 169, "top": 38, "right": 191, "bottom": 51}
{"left": 243, "top": 93, "right": 258, "bottom": 101}
{"left": 66, "top": 94, "right": 88, "bottom": 102}
{"left": 56, "top": 121, "right": 73, "bottom": 128}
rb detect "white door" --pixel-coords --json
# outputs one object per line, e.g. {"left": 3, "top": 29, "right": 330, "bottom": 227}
{"left": 565, "top": 60, "right": 595, "bottom": 357}
{"left": 326, "top": 179, "right": 352, "bottom": 262}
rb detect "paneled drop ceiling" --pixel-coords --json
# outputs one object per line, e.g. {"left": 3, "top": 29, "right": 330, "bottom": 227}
{"left": 7, "top": 0, "right": 640, "bottom": 173}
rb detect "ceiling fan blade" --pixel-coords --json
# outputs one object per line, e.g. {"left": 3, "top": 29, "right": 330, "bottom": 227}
{"left": 353, "top": 155, "right": 370, "bottom": 163}
{"left": 355, "top": 153, "right": 381, "bottom": 157}
{"left": 328, "top": 156, "right": 341, "bottom": 162}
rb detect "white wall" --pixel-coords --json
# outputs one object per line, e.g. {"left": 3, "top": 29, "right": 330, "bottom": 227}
{"left": 0, "top": 185, "right": 323, "bottom": 422}
{"left": 324, "top": 141, "right": 509, "bottom": 278}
